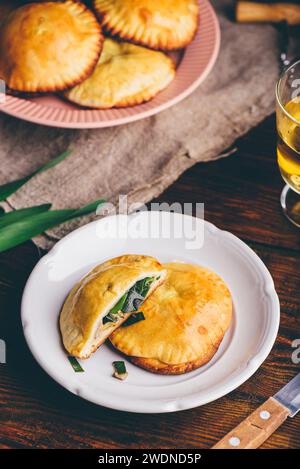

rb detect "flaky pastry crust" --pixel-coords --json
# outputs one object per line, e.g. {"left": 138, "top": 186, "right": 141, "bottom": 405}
{"left": 60, "top": 254, "right": 166, "bottom": 359}
{"left": 93, "top": 0, "right": 199, "bottom": 50}
{"left": 64, "top": 38, "right": 175, "bottom": 109}
{"left": 0, "top": 1, "right": 103, "bottom": 92}
{"left": 111, "top": 262, "right": 232, "bottom": 374}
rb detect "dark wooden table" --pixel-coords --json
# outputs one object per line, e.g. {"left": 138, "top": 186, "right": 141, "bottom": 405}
{"left": 0, "top": 115, "right": 299, "bottom": 449}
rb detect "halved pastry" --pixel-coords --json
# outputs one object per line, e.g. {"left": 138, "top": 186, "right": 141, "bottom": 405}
{"left": 0, "top": 1, "right": 103, "bottom": 93}
{"left": 110, "top": 262, "right": 232, "bottom": 375}
{"left": 60, "top": 255, "right": 167, "bottom": 359}
{"left": 64, "top": 38, "right": 175, "bottom": 108}
{"left": 93, "top": 0, "right": 199, "bottom": 50}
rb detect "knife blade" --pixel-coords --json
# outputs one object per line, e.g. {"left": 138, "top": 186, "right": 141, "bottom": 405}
{"left": 274, "top": 372, "right": 300, "bottom": 417}
{"left": 213, "top": 373, "right": 300, "bottom": 449}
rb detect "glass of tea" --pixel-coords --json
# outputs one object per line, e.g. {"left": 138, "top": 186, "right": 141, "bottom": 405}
{"left": 276, "top": 59, "right": 300, "bottom": 227}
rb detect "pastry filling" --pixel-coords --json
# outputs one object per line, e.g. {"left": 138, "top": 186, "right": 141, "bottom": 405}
{"left": 103, "top": 276, "right": 157, "bottom": 325}
{"left": 112, "top": 361, "right": 128, "bottom": 381}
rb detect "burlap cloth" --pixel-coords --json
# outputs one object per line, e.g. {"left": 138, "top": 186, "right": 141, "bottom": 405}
{"left": 0, "top": 0, "right": 280, "bottom": 249}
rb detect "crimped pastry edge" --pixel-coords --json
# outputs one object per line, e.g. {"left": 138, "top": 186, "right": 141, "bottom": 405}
{"left": 1, "top": 1, "right": 104, "bottom": 93}
{"left": 64, "top": 58, "right": 175, "bottom": 109}
{"left": 93, "top": 0, "right": 199, "bottom": 51}
{"left": 130, "top": 337, "right": 223, "bottom": 375}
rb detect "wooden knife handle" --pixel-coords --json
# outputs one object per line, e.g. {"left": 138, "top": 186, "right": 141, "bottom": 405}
{"left": 236, "top": 2, "right": 300, "bottom": 25}
{"left": 212, "top": 397, "right": 290, "bottom": 449}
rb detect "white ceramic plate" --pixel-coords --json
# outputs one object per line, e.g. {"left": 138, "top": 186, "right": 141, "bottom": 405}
{"left": 21, "top": 212, "right": 280, "bottom": 413}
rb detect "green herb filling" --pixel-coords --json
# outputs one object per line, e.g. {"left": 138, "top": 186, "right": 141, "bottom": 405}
{"left": 68, "top": 356, "right": 84, "bottom": 373}
{"left": 113, "top": 361, "right": 128, "bottom": 380}
{"left": 103, "top": 276, "right": 157, "bottom": 325}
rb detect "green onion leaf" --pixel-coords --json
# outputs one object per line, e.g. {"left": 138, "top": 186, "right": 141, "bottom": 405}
{"left": 0, "top": 198, "right": 105, "bottom": 253}
{"left": 0, "top": 149, "right": 72, "bottom": 201}
{"left": 0, "top": 204, "right": 51, "bottom": 229}
{"left": 69, "top": 199, "right": 106, "bottom": 218}
{"left": 135, "top": 277, "right": 154, "bottom": 297}
{"left": 103, "top": 277, "right": 155, "bottom": 323}
{"left": 103, "top": 293, "right": 128, "bottom": 324}
{"left": 122, "top": 312, "right": 145, "bottom": 327}
{"left": 68, "top": 356, "right": 84, "bottom": 373}
{"left": 113, "top": 361, "right": 127, "bottom": 380}
{"left": 122, "top": 277, "right": 154, "bottom": 313}
{"left": 122, "top": 289, "right": 144, "bottom": 313}
{"left": 113, "top": 361, "right": 127, "bottom": 374}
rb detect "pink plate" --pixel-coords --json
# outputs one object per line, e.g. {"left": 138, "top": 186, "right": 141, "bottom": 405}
{"left": 0, "top": 0, "right": 220, "bottom": 129}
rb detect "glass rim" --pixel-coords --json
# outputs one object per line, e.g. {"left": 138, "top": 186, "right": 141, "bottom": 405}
{"left": 276, "top": 58, "right": 300, "bottom": 126}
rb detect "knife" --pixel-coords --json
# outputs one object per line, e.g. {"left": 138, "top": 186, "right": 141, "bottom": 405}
{"left": 236, "top": 2, "right": 300, "bottom": 25}
{"left": 212, "top": 373, "right": 300, "bottom": 449}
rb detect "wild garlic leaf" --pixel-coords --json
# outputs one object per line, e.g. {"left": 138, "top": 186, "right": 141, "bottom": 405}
{"left": 0, "top": 149, "right": 72, "bottom": 201}
{"left": 122, "top": 312, "right": 145, "bottom": 327}
{"left": 0, "top": 204, "right": 51, "bottom": 229}
{"left": 0, "top": 199, "right": 105, "bottom": 253}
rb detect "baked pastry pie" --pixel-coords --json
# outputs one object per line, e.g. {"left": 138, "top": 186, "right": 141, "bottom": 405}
{"left": 64, "top": 38, "right": 175, "bottom": 108}
{"left": 110, "top": 262, "right": 232, "bottom": 374}
{"left": 93, "top": 0, "right": 199, "bottom": 50}
{"left": 60, "top": 255, "right": 167, "bottom": 359}
{"left": 0, "top": 1, "right": 103, "bottom": 93}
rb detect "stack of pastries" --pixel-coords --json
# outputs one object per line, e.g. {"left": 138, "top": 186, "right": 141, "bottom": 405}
{"left": 60, "top": 255, "right": 232, "bottom": 375}
{"left": 0, "top": 0, "right": 199, "bottom": 108}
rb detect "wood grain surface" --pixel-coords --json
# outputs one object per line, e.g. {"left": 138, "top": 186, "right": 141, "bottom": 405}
{"left": 0, "top": 115, "right": 299, "bottom": 449}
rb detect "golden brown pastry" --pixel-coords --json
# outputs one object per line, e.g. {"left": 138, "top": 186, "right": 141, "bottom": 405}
{"left": 64, "top": 38, "right": 175, "bottom": 109}
{"left": 110, "top": 262, "right": 232, "bottom": 374}
{"left": 0, "top": 1, "right": 103, "bottom": 93}
{"left": 93, "top": 0, "right": 199, "bottom": 50}
{"left": 60, "top": 255, "right": 167, "bottom": 359}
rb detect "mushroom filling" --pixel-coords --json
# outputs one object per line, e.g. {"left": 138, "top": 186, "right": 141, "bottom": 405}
{"left": 102, "top": 276, "right": 157, "bottom": 325}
